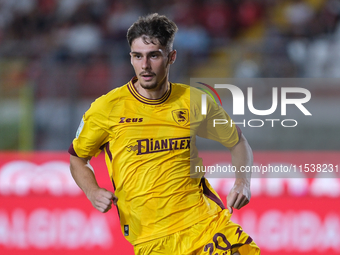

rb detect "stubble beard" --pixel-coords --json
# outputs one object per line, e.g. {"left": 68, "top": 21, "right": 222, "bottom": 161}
{"left": 139, "top": 80, "right": 159, "bottom": 90}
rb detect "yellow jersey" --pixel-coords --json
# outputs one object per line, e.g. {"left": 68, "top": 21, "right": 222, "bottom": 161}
{"left": 69, "top": 77, "right": 239, "bottom": 245}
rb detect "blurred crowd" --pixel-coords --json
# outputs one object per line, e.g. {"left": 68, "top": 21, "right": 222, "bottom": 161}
{"left": 0, "top": 0, "right": 263, "bottom": 57}
{"left": 1, "top": 0, "right": 340, "bottom": 98}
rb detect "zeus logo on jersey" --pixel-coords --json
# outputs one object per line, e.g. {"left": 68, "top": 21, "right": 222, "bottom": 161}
{"left": 127, "top": 137, "right": 191, "bottom": 155}
{"left": 119, "top": 117, "right": 144, "bottom": 123}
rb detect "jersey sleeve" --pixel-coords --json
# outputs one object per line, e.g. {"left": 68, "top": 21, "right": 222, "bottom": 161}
{"left": 69, "top": 96, "right": 111, "bottom": 158}
{"left": 197, "top": 95, "right": 240, "bottom": 148}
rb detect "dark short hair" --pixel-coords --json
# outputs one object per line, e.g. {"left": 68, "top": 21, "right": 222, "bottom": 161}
{"left": 127, "top": 13, "right": 178, "bottom": 52}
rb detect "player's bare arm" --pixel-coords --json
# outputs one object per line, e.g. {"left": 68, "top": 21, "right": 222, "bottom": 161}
{"left": 70, "top": 155, "right": 117, "bottom": 213}
{"left": 227, "top": 134, "right": 253, "bottom": 213}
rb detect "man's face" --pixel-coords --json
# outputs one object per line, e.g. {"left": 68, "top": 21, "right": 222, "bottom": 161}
{"left": 130, "top": 37, "right": 176, "bottom": 90}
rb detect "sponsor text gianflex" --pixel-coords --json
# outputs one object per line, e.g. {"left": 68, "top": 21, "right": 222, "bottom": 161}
{"left": 127, "top": 137, "right": 191, "bottom": 155}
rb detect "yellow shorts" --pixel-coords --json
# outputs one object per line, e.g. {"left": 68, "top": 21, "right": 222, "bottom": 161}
{"left": 134, "top": 210, "right": 260, "bottom": 255}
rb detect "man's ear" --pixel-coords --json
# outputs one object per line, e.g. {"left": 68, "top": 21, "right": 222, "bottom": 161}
{"left": 169, "top": 50, "right": 177, "bottom": 64}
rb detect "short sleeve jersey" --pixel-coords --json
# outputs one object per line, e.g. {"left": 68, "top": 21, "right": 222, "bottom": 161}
{"left": 69, "top": 77, "right": 239, "bottom": 245}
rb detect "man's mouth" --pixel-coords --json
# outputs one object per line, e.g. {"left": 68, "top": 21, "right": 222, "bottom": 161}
{"left": 141, "top": 73, "right": 154, "bottom": 81}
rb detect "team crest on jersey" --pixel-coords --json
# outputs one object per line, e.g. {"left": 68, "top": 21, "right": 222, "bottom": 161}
{"left": 172, "top": 109, "right": 189, "bottom": 126}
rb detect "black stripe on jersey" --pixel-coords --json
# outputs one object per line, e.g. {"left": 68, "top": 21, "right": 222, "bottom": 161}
{"left": 128, "top": 77, "right": 170, "bottom": 102}
{"left": 105, "top": 142, "right": 112, "bottom": 161}
{"left": 230, "top": 236, "right": 254, "bottom": 254}
{"left": 127, "top": 77, "right": 172, "bottom": 105}
{"left": 68, "top": 143, "right": 79, "bottom": 157}
{"left": 200, "top": 177, "right": 225, "bottom": 210}
{"left": 235, "top": 125, "right": 242, "bottom": 142}
{"left": 101, "top": 142, "right": 113, "bottom": 161}
{"left": 111, "top": 179, "right": 120, "bottom": 219}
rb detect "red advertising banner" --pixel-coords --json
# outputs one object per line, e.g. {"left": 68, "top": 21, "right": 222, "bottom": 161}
{"left": 0, "top": 151, "right": 339, "bottom": 255}
{"left": 0, "top": 152, "right": 133, "bottom": 255}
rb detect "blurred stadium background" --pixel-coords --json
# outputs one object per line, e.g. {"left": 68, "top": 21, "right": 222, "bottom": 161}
{"left": 0, "top": 0, "right": 340, "bottom": 254}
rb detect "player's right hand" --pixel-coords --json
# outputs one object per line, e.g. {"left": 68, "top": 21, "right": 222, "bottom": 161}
{"left": 87, "top": 188, "right": 118, "bottom": 213}
{"left": 226, "top": 180, "right": 251, "bottom": 214}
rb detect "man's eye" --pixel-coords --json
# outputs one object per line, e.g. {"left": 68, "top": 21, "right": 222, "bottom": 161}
{"left": 151, "top": 54, "right": 158, "bottom": 58}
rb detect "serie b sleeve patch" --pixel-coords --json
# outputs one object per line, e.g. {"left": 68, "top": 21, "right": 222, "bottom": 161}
{"left": 76, "top": 118, "right": 84, "bottom": 138}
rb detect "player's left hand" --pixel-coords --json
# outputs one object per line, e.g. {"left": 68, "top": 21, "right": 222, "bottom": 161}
{"left": 226, "top": 180, "right": 251, "bottom": 214}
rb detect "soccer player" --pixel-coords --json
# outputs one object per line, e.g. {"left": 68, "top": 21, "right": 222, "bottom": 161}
{"left": 69, "top": 13, "right": 260, "bottom": 255}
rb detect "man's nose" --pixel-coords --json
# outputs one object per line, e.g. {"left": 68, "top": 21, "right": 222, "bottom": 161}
{"left": 142, "top": 57, "right": 151, "bottom": 70}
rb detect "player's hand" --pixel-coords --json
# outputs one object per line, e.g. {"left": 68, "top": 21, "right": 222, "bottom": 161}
{"left": 226, "top": 180, "right": 251, "bottom": 214}
{"left": 87, "top": 188, "right": 118, "bottom": 213}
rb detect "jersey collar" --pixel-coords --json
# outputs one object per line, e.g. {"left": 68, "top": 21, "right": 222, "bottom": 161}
{"left": 127, "top": 77, "right": 172, "bottom": 105}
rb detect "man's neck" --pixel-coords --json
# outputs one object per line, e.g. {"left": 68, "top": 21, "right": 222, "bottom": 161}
{"left": 134, "top": 79, "right": 169, "bottom": 99}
